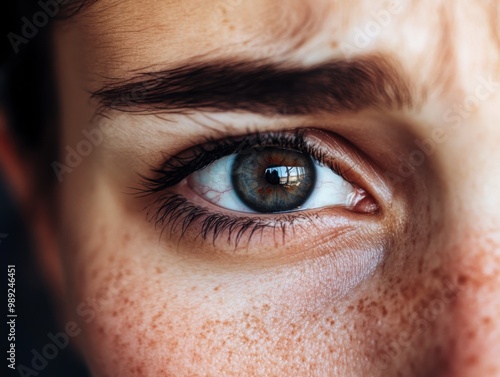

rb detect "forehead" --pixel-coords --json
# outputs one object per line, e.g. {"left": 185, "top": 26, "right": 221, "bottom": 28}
{"left": 59, "top": 0, "right": 500, "bottom": 95}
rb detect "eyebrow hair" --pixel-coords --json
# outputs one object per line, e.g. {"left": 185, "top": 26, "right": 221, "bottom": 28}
{"left": 91, "top": 55, "right": 415, "bottom": 117}
{"left": 58, "top": 0, "right": 99, "bottom": 19}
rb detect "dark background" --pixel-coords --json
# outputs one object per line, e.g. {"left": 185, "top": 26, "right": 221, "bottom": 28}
{"left": 2, "top": 2, "right": 89, "bottom": 376}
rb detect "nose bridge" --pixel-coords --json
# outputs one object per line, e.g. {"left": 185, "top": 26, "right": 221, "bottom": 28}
{"left": 443, "top": 88, "right": 500, "bottom": 228}
{"left": 437, "top": 100, "right": 500, "bottom": 375}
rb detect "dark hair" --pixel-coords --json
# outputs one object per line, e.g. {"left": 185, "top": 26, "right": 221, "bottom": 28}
{"left": 2, "top": 0, "right": 96, "bottom": 192}
{"left": 2, "top": 4, "right": 96, "bottom": 376}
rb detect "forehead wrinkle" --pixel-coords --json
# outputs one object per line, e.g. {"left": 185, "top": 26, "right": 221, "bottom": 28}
{"left": 492, "top": 1, "right": 500, "bottom": 45}
{"left": 57, "top": 0, "right": 500, "bottom": 100}
{"left": 260, "top": 0, "right": 336, "bottom": 52}
{"left": 424, "top": 3, "right": 459, "bottom": 100}
{"left": 487, "top": 0, "right": 500, "bottom": 68}
{"left": 252, "top": 0, "right": 500, "bottom": 101}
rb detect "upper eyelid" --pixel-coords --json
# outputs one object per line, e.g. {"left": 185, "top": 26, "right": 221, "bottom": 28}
{"left": 138, "top": 129, "right": 342, "bottom": 193}
{"left": 135, "top": 127, "right": 395, "bottom": 218}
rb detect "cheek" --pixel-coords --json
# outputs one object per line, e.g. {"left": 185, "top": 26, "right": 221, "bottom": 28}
{"left": 355, "top": 225, "right": 500, "bottom": 375}
{"left": 352, "top": 268, "right": 460, "bottom": 375}
{"left": 438, "top": 228, "right": 500, "bottom": 372}
{"left": 56, "top": 179, "right": 455, "bottom": 376}
{"left": 62, "top": 222, "right": 386, "bottom": 376}
{"left": 335, "top": 193, "right": 454, "bottom": 374}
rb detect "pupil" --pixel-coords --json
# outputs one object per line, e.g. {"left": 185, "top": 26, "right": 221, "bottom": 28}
{"left": 264, "top": 166, "right": 306, "bottom": 186}
{"left": 264, "top": 168, "right": 281, "bottom": 185}
{"left": 231, "top": 147, "right": 316, "bottom": 213}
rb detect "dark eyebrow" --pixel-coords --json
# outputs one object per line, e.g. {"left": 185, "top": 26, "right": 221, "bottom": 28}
{"left": 59, "top": 0, "right": 99, "bottom": 19}
{"left": 91, "top": 55, "right": 415, "bottom": 116}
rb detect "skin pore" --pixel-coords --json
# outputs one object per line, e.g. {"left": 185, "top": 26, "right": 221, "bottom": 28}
{"left": 5, "top": 0, "right": 500, "bottom": 376}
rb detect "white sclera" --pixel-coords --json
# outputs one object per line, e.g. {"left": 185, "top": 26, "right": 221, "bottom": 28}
{"left": 187, "top": 153, "right": 357, "bottom": 213}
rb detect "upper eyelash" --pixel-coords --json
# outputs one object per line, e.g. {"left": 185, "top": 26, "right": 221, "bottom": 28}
{"left": 138, "top": 129, "right": 347, "bottom": 195}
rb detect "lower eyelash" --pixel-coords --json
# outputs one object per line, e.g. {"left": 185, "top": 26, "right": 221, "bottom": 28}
{"left": 147, "top": 193, "right": 317, "bottom": 247}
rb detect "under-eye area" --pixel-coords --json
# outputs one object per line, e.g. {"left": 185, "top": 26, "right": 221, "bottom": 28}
{"left": 134, "top": 128, "right": 384, "bottom": 249}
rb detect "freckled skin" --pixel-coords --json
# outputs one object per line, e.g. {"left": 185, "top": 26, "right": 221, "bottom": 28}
{"left": 8, "top": 0, "right": 500, "bottom": 376}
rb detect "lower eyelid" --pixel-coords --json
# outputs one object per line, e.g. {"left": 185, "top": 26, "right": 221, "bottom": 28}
{"left": 146, "top": 190, "right": 382, "bottom": 256}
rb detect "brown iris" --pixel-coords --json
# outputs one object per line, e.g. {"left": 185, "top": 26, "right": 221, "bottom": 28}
{"left": 231, "top": 147, "right": 316, "bottom": 213}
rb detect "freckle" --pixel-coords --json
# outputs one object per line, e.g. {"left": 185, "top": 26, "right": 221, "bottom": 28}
{"left": 466, "top": 355, "right": 479, "bottom": 366}
{"left": 357, "top": 299, "right": 364, "bottom": 313}
{"left": 418, "top": 258, "right": 424, "bottom": 274}
{"left": 401, "top": 285, "right": 414, "bottom": 299}
{"left": 347, "top": 305, "right": 354, "bottom": 312}
{"left": 431, "top": 268, "right": 440, "bottom": 277}
{"left": 214, "top": 285, "right": 220, "bottom": 291}
{"left": 191, "top": 286, "right": 197, "bottom": 291}
{"left": 381, "top": 305, "right": 388, "bottom": 316}
{"left": 155, "top": 267, "right": 162, "bottom": 274}
{"left": 466, "top": 330, "right": 476, "bottom": 340}
{"left": 458, "top": 274, "right": 468, "bottom": 285}
{"left": 122, "top": 233, "right": 131, "bottom": 245}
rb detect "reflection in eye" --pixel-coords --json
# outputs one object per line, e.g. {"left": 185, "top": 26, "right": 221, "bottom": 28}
{"left": 188, "top": 147, "right": 359, "bottom": 214}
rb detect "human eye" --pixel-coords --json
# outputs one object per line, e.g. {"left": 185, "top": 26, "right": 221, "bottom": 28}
{"left": 137, "top": 128, "right": 385, "bottom": 248}
{"left": 188, "top": 136, "right": 368, "bottom": 214}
